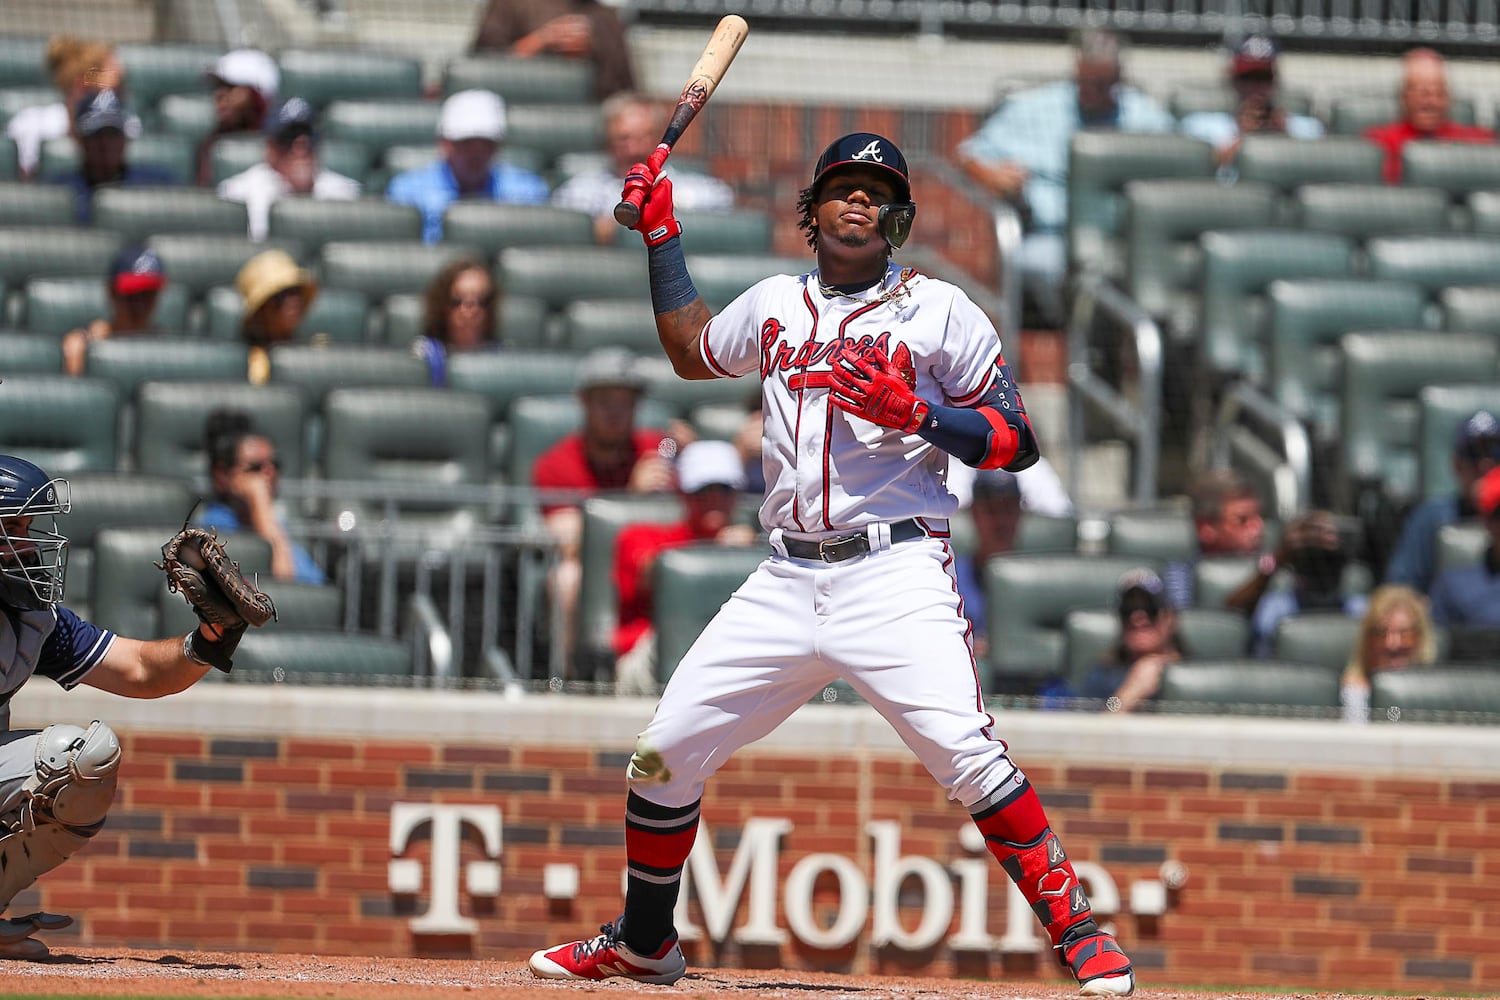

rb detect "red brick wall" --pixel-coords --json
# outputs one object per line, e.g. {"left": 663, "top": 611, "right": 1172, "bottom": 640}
{"left": 22, "top": 728, "right": 1495, "bottom": 993}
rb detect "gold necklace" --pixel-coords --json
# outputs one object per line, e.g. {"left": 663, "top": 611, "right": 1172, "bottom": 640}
{"left": 815, "top": 269, "right": 917, "bottom": 305}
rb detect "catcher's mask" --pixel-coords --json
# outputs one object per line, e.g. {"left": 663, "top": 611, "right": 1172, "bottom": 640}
{"left": 811, "top": 131, "right": 918, "bottom": 250}
{"left": 0, "top": 454, "right": 70, "bottom": 611}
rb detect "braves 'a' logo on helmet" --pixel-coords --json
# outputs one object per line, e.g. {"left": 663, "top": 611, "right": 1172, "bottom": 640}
{"left": 852, "top": 139, "right": 885, "bottom": 164}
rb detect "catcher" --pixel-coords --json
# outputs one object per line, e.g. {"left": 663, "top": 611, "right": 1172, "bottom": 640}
{"left": 0, "top": 454, "right": 275, "bottom": 959}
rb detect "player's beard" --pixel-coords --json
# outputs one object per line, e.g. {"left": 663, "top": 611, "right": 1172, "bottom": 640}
{"left": 829, "top": 225, "right": 873, "bottom": 250}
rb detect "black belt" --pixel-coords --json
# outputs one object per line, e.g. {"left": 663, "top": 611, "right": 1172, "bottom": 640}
{"left": 781, "top": 519, "right": 928, "bottom": 563}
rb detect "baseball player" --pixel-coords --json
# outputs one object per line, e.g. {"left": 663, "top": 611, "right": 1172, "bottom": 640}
{"left": 0, "top": 455, "right": 270, "bottom": 959}
{"left": 528, "top": 133, "right": 1135, "bottom": 995}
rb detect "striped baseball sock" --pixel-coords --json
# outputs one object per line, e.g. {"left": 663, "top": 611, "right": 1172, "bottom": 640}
{"left": 621, "top": 791, "right": 701, "bottom": 955}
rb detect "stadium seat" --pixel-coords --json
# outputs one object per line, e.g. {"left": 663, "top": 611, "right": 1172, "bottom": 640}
{"left": 442, "top": 55, "right": 595, "bottom": 103}
{"left": 210, "top": 134, "right": 369, "bottom": 188}
{"left": 1016, "top": 513, "right": 1080, "bottom": 553}
{"left": 1435, "top": 521, "right": 1489, "bottom": 574}
{"left": 60, "top": 472, "right": 193, "bottom": 612}
{"left": 1235, "top": 135, "right": 1385, "bottom": 193}
{"left": 442, "top": 203, "right": 595, "bottom": 256}
{"left": 983, "top": 553, "right": 1163, "bottom": 688}
{"left": 378, "top": 291, "right": 550, "bottom": 350}
{"left": 1372, "top": 667, "right": 1500, "bottom": 718}
{"left": 23, "top": 276, "right": 191, "bottom": 337}
{"left": 161, "top": 578, "right": 345, "bottom": 637}
{"left": 1266, "top": 278, "right": 1429, "bottom": 444}
{"left": 0, "top": 37, "right": 46, "bottom": 88}
{"left": 1417, "top": 384, "right": 1500, "bottom": 501}
{"left": 116, "top": 43, "right": 225, "bottom": 111}
{"left": 276, "top": 49, "right": 424, "bottom": 109}
{"left": 1104, "top": 507, "right": 1195, "bottom": 562}
{"left": 1466, "top": 191, "right": 1500, "bottom": 235}
{"left": 1067, "top": 131, "right": 1216, "bottom": 280}
{"left": 1168, "top": 85, "right": 1314, "bottom": 118}
{"left": 687, "top": 254, "right": 808, "bottom": 312}
{"left": 154, "top": 92, "right": 217, "bottom": 142}
{"left": 1401, "top": 142, "right": 1500, "bottom": 202}
{"left": 39, "top": 134, "right": 195, "bottom": 186}
{"left": 638, "top": 355, "right": 752, "bottom": 415}
{"left": 92, "top": 526, "right": 270, "bottom": 639}
{"left": 84, "top": 338, "right": 247, "bottom": 400}
{"left": 446, "top": 349, "right": 581, "bottom": 420}
{"left": 1271, "top": 612, "right": 1362, "bottom": 670}
{"left": 0, "top": 136, "right": 16, "bottom": 181}
{"left": 1199, "top": 229, "right": 1354, "bottom": 385}
{"left": 1193, "top": 555, "right": 1257, "bottom": 609}
{"left": 1365, "top": 235, "right": 1500, "bottom": 296}
{"left": 268, "top": 198, "right": 422, "bottom": 253}
{"left": 321, "top": 99, "right": 442, "bottom": 163}
{"left": 504, "top": 103, "right": 604, "bottom": 164}
{"left": 230, "top": 628, "right": 415, "bottom": 682}
{"left": 574, "top": 494, "right": 683, "bottom": 676}
{"left": 1062, "top": 607, "right": 1250, "bottom": 694}
{"left": 498, "top": 246, "right": 648, "bottom": 310}
{"left": 1440, "top": 285, "right": 1500, "bottom": 335}
{"left": 1292, "top": 183, "right": 1450, "bottom": 241}
{"left": 560, "top": 298, "right": 660, "bottom": 354}
{"left": 0, "top": 227, "right": 122, "bottom": 300}
{"left": 1157, "top": 659, "right": 1342, "bottom": 714}
{"left": 1338, "top": 331, "right": 1499, "bottom": 509}
{"left": 1328, "top": 94, "right": 1476, "bottom": 135}
{"left": 1122, "top": 179, "right": 1279, "bottom": 343}
{"left": 92, "top": 187, "right": 249, "bottom": 243}
{"left": 146, "top": 233, "right": 305, "bottom": 299}
{"left": 203, "top": 284, "right": 371, "bottom": 344}
{"left": 0, "top": 375, "right": 119, "bottom": 472}
{"left": 615, "top": 208, "right": 776, "bottom": 257}
{"left": 0, "top": 181, "right": 75, "bottom": 226}
{"left": 267, "top": 344, "right": 430, "bottom": 413}
{"left": 0, "top": 330, "right": 62, "bottom": 373}
{"left": 654, "top": 543, "right": 770, "bottom": 683}
{"left": 135, "top": 380, "right": 307, "bottom": 480}
{"left": 318, "top": 240, "right": 483, "bottom": 298}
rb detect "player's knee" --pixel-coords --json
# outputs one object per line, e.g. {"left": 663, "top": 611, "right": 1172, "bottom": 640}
{"left": 29, "top": 720, "right": 122, "bottom": 832}
{"left": 626, "top": 737, "right": 672, "bottom": 788}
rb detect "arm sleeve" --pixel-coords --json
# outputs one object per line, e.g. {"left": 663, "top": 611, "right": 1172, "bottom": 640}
{"left": 37, "top": 606, "right": 116, "bottom": 690}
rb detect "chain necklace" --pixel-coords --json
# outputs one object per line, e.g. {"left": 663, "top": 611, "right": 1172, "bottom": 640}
{"left": 815, "top": 268, "right": 918, "bottom": 306}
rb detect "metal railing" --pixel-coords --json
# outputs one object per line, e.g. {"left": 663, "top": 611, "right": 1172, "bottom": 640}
{"left": 1209, "top": 380, "right": 1313, "bottom": 521}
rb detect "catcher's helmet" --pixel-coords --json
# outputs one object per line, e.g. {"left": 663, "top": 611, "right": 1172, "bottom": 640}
{"left": 0, "top": 455, "right": 70, "bottom": 610}
{"left": 810, "top": 132, "right": 917, "bottom": 249}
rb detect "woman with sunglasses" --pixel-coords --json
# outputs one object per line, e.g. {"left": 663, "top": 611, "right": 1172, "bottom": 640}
{"left": 412, "top": 259, "right": 501, "bottom": 386}
{"left": 1075, "top": 568, "right": 1185, "bottom": 712}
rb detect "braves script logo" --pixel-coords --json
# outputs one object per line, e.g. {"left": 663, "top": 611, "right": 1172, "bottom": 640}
{"left": 759, "top": 318, "right": 908, "bottom": 389}
{"left": 852, "top": 139, "right": 885, "bottom": 163}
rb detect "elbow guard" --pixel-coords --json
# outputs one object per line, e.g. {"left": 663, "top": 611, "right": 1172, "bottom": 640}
{"left": 974, "top": 406, "right": 1039, "bottom": 471}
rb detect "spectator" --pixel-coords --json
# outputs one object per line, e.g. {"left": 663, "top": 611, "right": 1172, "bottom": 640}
{"left": 47, "top": 88, "right": 177, "bottom": 222}
{"left": 532, "top": 348, "right": 676, "bottom": 676}
{"left": 1164, "top": 469, "right": 1267, "bottom": 609}
{"left": 386, "top": 89, "right": 549, "bottom": 243}
{"left": 412, "top": 259, "right": 501, "bottom": 385}
{"left": 196, "top": 48, "right": 279, "bottom": 186}
{"left": 552, "top": 91, "right": 735, "bottom": 244}
{"left": 952, "top": 469, "right": 1025, "bottom": 660}
{"left": 198, "top": 409, "right": 325, "bottom": 585}
{"left": 6, "top": 35, "right": 138, "bottom": 180}
{"left": 1428, "top": 466, "right": 1500, "bottom": 637}
{"left": 1076, "top": 568, "right": 1183, "bottom": 712}
{"left": 1341, "top": 584, "right": 1437, "bottom": 723}
{"left": 1365, "top": 48, "right": 1494, "bottom": 184}
{"left": 1386, "top": 408, "right": 1500, "bottom": 593}
{"left": 955, "top": 29, "right": 1175, "bottom": 326}
{"left": 217, "top": 97, "right": 361, "bottom": 242}
{"left": 235, "top": 249, "right": 317, "bottom": 385}
{"left": 1179, "top": 34, "right": 1324, "bottom": 172}
{"left": 947, "top": 455, "right": 1074, "bottom": 519}
{"left": 732, "top": 405, "right": 766, "bottom": 495}
{"left": 612, "top": 440, "right": 757, "bottom": 695}
{"left": 61, "top": 245, "right": 168, "bottom": 377}
{"left": 471, "top": 0, "right": 636, "bottom": 100}
{"left": 1242, "top": 510, "right": 1368, "bottom": 657}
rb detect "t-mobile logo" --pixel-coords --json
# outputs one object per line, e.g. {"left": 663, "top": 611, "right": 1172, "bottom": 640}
{"left": 387, "top": 803, "right": 502, "bottom": 935}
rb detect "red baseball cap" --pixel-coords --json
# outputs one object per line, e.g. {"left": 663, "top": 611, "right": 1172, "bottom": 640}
{"left": 1477, "top": 466, "right": 1500, "bottom": 518}
{"left": 110, "top": 245, "right": 166, "bottom": 296}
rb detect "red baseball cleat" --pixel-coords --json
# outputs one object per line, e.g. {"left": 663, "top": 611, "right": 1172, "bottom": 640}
{"left": 1062, "top": 929, "right": 1135, "bottom": 996}
{"left": 528, "top": 918, "right": 686, "bottom": 984}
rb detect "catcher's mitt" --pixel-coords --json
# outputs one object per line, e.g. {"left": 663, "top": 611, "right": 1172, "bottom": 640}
{"left": 157, "top": 527, "right": 277, "bottom": 629}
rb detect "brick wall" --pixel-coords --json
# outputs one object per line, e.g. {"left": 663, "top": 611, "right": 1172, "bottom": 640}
{"left": 14, "top": 704, "right": 1496, "bottom": 994}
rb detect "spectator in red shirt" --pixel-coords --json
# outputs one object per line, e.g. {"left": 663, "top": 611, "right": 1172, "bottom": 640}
{"left": 1365, "top": 47, "right": 1495, "bottom": 183}
{"left": 612, "top": 440, "right": 757, "bottom": 695}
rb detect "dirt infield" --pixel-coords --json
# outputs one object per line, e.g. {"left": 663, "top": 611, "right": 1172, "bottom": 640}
{"left": 0, "top": 949, "right": 1409, "bottom": 1000}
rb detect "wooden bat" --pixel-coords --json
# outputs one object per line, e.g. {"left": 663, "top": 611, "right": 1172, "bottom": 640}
{"left": 614, "top": 14, "right": 750, "bottom": 227}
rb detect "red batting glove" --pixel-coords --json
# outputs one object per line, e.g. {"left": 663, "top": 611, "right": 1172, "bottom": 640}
{"left": 621, "top": 161, "right": 682, "bottom": 248}
{"left": 829, "top": 346, "right": 929, "bottom": 433}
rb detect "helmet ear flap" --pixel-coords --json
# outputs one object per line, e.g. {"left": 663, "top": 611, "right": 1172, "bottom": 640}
{"left": 878, "top": 201, "right": 916, "bottom": 249}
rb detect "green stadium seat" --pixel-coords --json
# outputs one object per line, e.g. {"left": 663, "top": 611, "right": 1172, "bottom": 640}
{"left": 574, "top": 494, "right": 683, "bottom": 676}
{"left": 1439, "top": 285, "right": 1500, "bottom": 335}
{"left": 1192, "top": 555, "right": 1257, "bottom": 610}
{"left": 146, "top": 233, "right": 304, "bottom": 299}
{"left": 1329, "top": 95, "right": 1476, "bottom": 136}
{"left": 318, "top": 240, "right": 483, "bottom": 298}
{"left": 1266, "top": 278, "right": 1430, "bottom": 445}
{"left": 1339, "top": 331, "right": 1499, "bottom": 509}
{"left": 0, "top": 375, "right": 119, "bottom": 472}
{"left": 0, "top": 136, "right": 16, "bottom": 181}
{"left": 498, "top": 246, "right": 648, "bottom": 310}
{"left": 116, "top": 43, "right": 224, "bottom": 111}
{"left": 1200, "top": 229, "right": 1354, "bottom": 385}
{"left": 446, "top": 349, "right": 581, "bottom": 422}
{"left": 202, "top": 284, "right": 371, "bottom": 344}
{"left": 0, "top": 227, "right": 121, "bottom": 291}
{"left": 161, "top": 578, "right": 345, "bottom": 637}
{"left": 560, "top": 298, "right": 659, "bottom": 354}
{"left": 93, "top": 526, "right": 268, "bottom": 639}
{"left": 1016, "top": 514, "right": 1079, "bottom": 553}
{"left": 1292, "top": 183, "right": 1450, "bottom": 241}
{"left": 1372, "top": 667, "right": 1500, "bottom": 718}
{"left": 442, "top": 55, "right": 595, "bottom": 103}
{"left": 1271, "top": 612, "right": 1362, "bottom": 670}
{"left": 154, "top": 93, "right": 217, "bottom": 143}
{"left": 135, "top": 380, "right": 306, "bottom": 480}
{"left": 92, "top": 187, "right": 248, "bottom": 243}
{"left": 1235, "top": 135, "right": 1385, "bottom": 193}
{"left": 504, "top": 103, "right": 604, "bottom": 164}
{"left": 1124, "top": 178, "right": 1278, "bottom": 344}
{"left": 0, "top": 330, "right": 62, "bottom": 373}
{"left": 0, "top": 181, "right": 75, "bottom": 226}
{"left": 638, "top": 355, "right": 752, "bottom": 416}
{"left": 1418, "top": 384, "right": 1500, "bottom": 501}
{"left": 1365, "top": 235, "right": 1500, "bottom": 295}
{"left": 1401, "top": 142, "right": 1500, "bottom": 201}
{"left": 984, "top": 553, "right": 1162, "bottom": 688}
{"left": 614, "top": 209, "right": 774, "bottom": 257}
{"left": 443, "top": 203, "right": 595, "bottom": 256}
{"left": 322, "top": 99, "right": 441, "bottom": 161}
{"left": 654, "top": 543, "right": 770, "bottom": 683}
{"left": 1063, "top": 607, "right": 1250, "bottom": 694}
{"left": 276, "top": 49, "right": 423, "bottom": 109}
{"left": 379, "top": 289, "right": 549, "bottom": 350}
{"left": 1435, "top": 522, "right": 1489, "bottom": 574}
{"left": 62, "top": 473, "right": 193, "bottom": 612}
{"left": 209, "top": 134, "right": 370, "bottom": 188}
{"left": 1169, "top": 85, "right": 1314, "bottom": 118}
{"left": 268, "top": 342, "right": 429, "bottom": 406}
{"left": 23, "top": 276, "right": 190, "bottom": 338}
{"left": 1067, "top": 131, "right": 1216, "bottom": 280}
{"left": 268, "top": 198, "right": 422, "bottom": 253}
{"left": 1105, "top": 508, "right": 1195, "bottom": 562}
{"left": 231, "top": 628, "right": 414, "bottom": 681}
{"left": 0, "top": 37, "right": 46, "bottom": 88}
{"left": 84, "top": 338, "right": 247, "bottom": 400}
{"left": 1466, "top": 191, "right": 1500, "bottom": 236}
{"left": 39, "top": 134, "right": 195, "bottom": 186}
{"left": 687, "top": 254, "right": 808, "bottom": 312}
{"left": 1157, "top": 659, "right": 1342, "bottom": 714}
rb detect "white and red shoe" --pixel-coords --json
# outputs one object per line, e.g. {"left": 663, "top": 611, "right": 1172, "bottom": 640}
{"left": 528, "top": 918, "right": 686, "bottom": 984}
{"left": 1061, "top": 929, "right": 1135, "bottom": 996}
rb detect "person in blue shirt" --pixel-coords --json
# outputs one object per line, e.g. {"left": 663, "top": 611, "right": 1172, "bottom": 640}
{"left": 46, "top": 87, "right": 178, "bottom": 223}
{"left": 386, "top": 88, "right": 550, "bottom": 243}
{"left": 1428, "top": 466, "right": 1500, "bottom": 638}
{"left": 955, "top": 29, "right": 1176, "bottom": 326}
{"left": 197, "top": 409, "right": 326, "bottom": 586}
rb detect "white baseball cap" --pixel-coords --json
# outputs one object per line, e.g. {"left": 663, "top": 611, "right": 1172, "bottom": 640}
{"left": 440, "top": 89, "right": 507, "bottom": 143}
{"left": 207, "top": 49, "right": 280, "bottom": 101}
{"left": 677, "top": 441, "right": 747, "bottom": 494}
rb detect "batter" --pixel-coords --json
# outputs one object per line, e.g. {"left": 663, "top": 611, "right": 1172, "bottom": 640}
{"left": 529, "top": 133, "right": 1135, "bottom": 995}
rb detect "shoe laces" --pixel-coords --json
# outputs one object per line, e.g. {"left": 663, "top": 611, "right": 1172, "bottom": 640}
{"left": 573, "top": 919, "right": 625, "bottom": 962}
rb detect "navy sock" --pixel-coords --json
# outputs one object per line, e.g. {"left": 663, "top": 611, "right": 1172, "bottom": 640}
{"left": 621, "top": 791, "right": 700, "bottom": 955}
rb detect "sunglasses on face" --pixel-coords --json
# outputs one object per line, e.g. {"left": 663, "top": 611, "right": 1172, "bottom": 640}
{"left": 449, "top": 293, "right": 495, "bottom": 309}
{"left": 241, "top": 459, "right": 282, "bottom": 474}
{"left": 269, "top": 288, "right": 305, "bottom": 307}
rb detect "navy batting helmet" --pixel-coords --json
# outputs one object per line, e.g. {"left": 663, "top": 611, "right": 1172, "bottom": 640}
{"left": 0, "top": 455, "right": 70, "bottom": 610}
{"left": 810, "top": 132, "right": 917, "bottom": 249}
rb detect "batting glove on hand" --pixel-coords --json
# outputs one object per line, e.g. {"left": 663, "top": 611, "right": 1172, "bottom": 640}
{"left": 623, "top": 163, "right": 682, "bottom": 248}
{"left": 829, "top": 346, "right": 929, "bottom": 433}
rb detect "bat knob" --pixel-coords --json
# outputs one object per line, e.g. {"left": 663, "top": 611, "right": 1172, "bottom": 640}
{"left": 613, "top": 200, "right": 642, "bottom": 227}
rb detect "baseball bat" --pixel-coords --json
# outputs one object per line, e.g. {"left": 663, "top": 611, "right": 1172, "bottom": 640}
{"left": 614, "top": 14, "right": 750, "bottom": 227}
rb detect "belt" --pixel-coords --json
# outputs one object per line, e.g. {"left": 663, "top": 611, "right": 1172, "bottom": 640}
{"left": 781, "top": 519, "right": 927, "bottom": 563}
